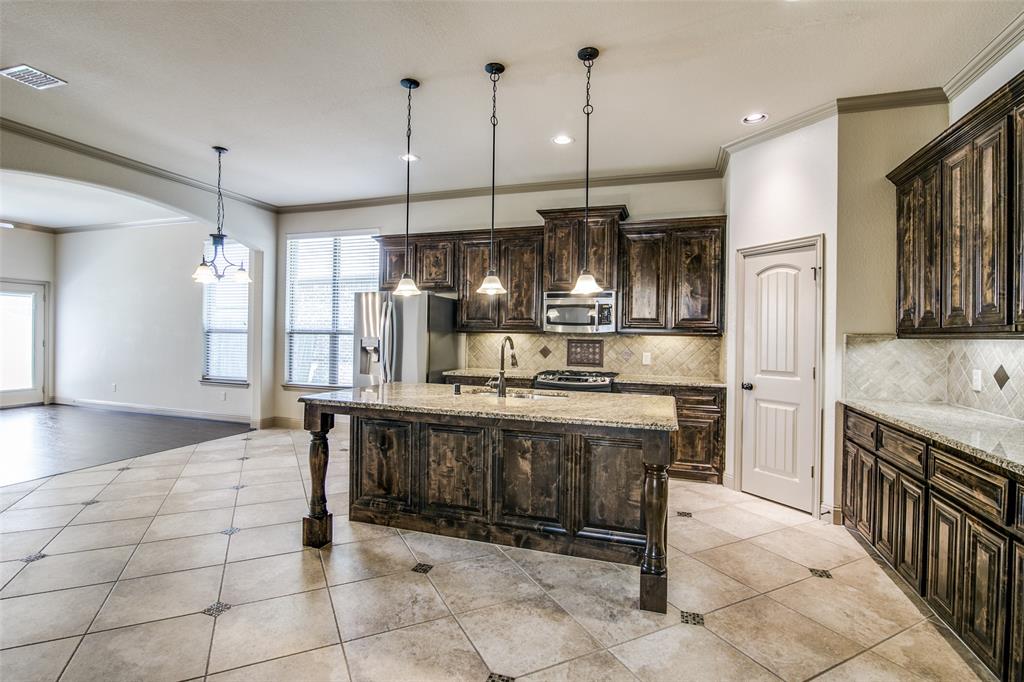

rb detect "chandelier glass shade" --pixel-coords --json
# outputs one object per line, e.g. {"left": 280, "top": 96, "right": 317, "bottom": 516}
{"left": 192, "top": 146, "right": 251, "bottom": 285}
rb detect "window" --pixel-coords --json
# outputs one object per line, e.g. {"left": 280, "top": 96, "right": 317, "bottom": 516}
{"left": 202, "top": 238, "right": 249, "bottom": 382}
{"left": 285, "top": 234, "right": 379, "bottom": 387}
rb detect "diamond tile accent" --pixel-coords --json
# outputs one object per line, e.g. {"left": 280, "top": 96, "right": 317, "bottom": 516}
{"left": 486, "top": 674, "right": 515, "bottom": 682}
{"left": 20, "top": 552, "right": 46, "bottom": 563}
{"left": 809, "top": 568, "right": 832, "bottom": 579}
{"left": 202, "top": 601, "right": 232, "bottom": 617}
{"left": 680, "top": 611, "right": 705, "bottom": 625}
{"left": 412, "top": 563, "right": 434, "bottom": 574}
{"left": 994, "top": 364, "right": 1010, "bottom": 390}
{"left": 220, "top": 527, "right": 241, "bottom": 536}
{"left": 230, "top": 485, "right": 246, "bottom": 490}
{"left": 238, "top": 456, "right": 250, "bottom": 461}
{"left": 538, "top": 345, "right": 552, "bottom": 359}
{"left": 676, "top": 511, "right": 692, "bottom": 518}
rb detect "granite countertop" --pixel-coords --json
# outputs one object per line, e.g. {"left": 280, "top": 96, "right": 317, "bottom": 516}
{"left": 300, "top": 383, "right": 679, "bottom": 431}
{"left": 842, "top": 399, "right": 1024, "bottom": 477}
{"left": 443, "top": 368, "right": 725, "bottom": 388}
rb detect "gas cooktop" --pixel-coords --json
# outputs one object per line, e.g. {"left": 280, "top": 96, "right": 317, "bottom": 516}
{"left": 533, "top": 369, "right": 618, "bottom": 392}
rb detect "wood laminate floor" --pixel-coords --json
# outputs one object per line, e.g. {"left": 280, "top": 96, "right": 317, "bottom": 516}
{"left": 0, "top": 405, "right": 250, "bottom": 486}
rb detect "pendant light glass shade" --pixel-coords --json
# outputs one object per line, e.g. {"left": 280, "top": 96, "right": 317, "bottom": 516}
{"left": 229, "top": 264, "right": 252, "bottom": 283}
{"left": 192, "top": 262, "right": 217, "bottom": 284}
{"left": 477, "top": 269, "right": 507, "bottom": 295}
{"left": 393, "top": 274, "right": 421, "bottom": 296}
{"left": 571, "top": 271, "right": 602, "bottom": 295}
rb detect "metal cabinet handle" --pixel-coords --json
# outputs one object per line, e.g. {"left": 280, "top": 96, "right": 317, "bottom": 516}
{"left": 741, "top": 382, "right": 754, "bottom": 391}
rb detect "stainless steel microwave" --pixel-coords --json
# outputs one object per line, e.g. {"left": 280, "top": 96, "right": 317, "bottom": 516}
{"left": 542, "top": 291, "right": 616, "bottom": 333}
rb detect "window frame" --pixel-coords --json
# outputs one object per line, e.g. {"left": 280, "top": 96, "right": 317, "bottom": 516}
{"left": 200, "top": 238, "right": 251, "bottom": 386}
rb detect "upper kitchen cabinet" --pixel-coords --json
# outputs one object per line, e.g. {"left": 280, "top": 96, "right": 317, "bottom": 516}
{"left": 457, "top": 227, "right": 545, "bottom": 332}
{"left": 888, "top": 70, "right": 1024, "bottom": 337}
{"left": 619, "top": 216, "right": 726, "bottom": 335}
{"left": 537, "top": 205, "right": 628, "bottom": 292}
{"left": 375, "top": 235, "right": 458, "bottom": 292}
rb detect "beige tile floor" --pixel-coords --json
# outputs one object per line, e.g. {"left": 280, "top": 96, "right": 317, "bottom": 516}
{"left": 0, "top": 426, "right": 996, "bottom": 682}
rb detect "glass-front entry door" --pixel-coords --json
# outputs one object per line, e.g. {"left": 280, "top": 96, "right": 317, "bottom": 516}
{"left": 0, "top": 282, "right": 46, "bottom": 407}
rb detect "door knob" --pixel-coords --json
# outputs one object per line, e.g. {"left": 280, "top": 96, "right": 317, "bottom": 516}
{"left": 741, "top": 382, "right": 754, "bottom": 391}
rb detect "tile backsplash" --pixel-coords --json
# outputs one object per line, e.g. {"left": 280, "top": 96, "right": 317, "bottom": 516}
{"left": 465, "top": 333, "right": 722, "bottom": 379}
{"left": 844, "top": 334, "right": 1024, "bottom": 421}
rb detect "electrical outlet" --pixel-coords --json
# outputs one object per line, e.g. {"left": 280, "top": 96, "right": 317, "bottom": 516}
{"left": 642, "top": 352, "right": 652, "bottom": 366}
{"left": 111, "top": 383, "right": 117, "bottom": 393}
{"left": 971, "top": 369, "right": 982, "bottom": 392}
{"left": 220, "top": 391, "right": 227, "bottom": 402}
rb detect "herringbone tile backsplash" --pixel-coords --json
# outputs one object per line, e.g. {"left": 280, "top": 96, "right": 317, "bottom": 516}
{"left": 844, "top": 334, "right": 1024, "bottom": 421}
{"left": 466, "top": 334, "right": 722, "bottom": 379}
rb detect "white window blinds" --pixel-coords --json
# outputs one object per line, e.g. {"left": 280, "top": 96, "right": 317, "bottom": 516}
{"left": 285, "top": 234, "right": 379, "bottom": 387}
{"left": 202, "top": 238, "right": 250, "bottom": 382}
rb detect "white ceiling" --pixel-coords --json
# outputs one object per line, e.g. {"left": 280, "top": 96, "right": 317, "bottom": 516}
{"left": 0, "top": 171, "right": 185, "bottom": 229}
{"left": 0, "top": 1, "right": 1020, "bottom": 207}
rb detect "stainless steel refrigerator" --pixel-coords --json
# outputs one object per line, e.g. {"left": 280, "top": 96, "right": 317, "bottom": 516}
{"left": 352, "top": 291, "right": 458, "bottom": 387}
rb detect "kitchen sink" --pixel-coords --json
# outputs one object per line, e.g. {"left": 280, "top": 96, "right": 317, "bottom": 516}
{"left": 459, "top": 387, "right": 569, "bottom": 401}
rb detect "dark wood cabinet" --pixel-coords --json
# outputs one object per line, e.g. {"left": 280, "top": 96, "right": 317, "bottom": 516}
{"left": 457, "top": 229, "right": 544, "bottom": 332}
{"left": 376, "top": 236, "right": 457, "bottom": 292}
{"left": 421, "top": 424, "right": 488, "bottom": 521}
{"left": 842, "top": 440, "right": 860, "bottom": 529}
{"left": 895, "top": 473, "right": 926, "bottom": 591}
{"left": 889, "top": 71, "right": 1023, "bottom": 336}
{"left": 961, "top": 514, "right": 1009, "bottom": 676}
{"left": 618, "top": 217, "right": 725, "bottom": 335}
{"left": 381, "top": 242, "right": 410, "bottom": 291}
{"left": 875, "top": 458, "right": 899, "bottom": 564}
{"left": 855, "top": 448, "right": 876, "bottom": 542}
{"left": 538, "top": 206, "right": 626, "bottom": 292}
{"left": 457, "top": 238, "right": 500, "bottom": 330}
{"left": 927, "top": 493, "right": 963, "bottom": 625}
{"left": 1010, "top": 542, "right": 1024, "bottom": 682}
{"left": 615, "top": 383, "right": 725, "bottom": 483}
{"left": 352, "top": 418, "right": 415, "bottom": 511}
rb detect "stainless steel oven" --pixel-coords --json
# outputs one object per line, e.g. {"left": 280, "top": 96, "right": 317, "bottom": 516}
{"left": 542, "top": 291, "right": 616, "bottom": 333}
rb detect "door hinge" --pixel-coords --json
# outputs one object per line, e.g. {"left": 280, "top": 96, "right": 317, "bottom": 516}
{"left": 811, "top": 266, "right": 819, "bottom": 281}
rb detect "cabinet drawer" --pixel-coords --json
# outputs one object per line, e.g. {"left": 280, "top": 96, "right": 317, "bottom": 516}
{"left": 877, "top": 425, "right": 926, "bottom": 476}
{"left": 930, "top": 449, "right": 1011, "bottom": 525}
{"left": 673, "top": 389, "right": 722, "bottom": 412}
{"left": 845, "top": 410, "right": 877, "bottom": 451}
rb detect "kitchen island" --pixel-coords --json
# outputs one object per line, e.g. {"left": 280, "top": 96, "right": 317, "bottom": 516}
{"left": 298, "top": 383, "right": 678, "bottom": 612}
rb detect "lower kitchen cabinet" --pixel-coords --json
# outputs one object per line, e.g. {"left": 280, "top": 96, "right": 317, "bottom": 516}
{"left": 843, "top": 405, "right": 1019, "bottom": 681}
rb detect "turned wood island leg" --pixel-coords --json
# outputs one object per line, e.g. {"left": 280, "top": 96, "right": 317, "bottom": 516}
{"left": 302, "top": 408, "right": 335, "bottom": 548}
{"left": 639, "top": 461, "right": 670, "bottom": 613}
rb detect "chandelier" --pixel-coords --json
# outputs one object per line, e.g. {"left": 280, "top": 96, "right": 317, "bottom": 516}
{"left": 191, "top": 146, "right": 251, "bottom": 285}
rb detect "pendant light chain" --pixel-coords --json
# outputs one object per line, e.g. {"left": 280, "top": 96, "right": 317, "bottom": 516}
{"left": 405, "top": 85, "right": 413, "bottom": 268}
{"left": 582, "top": 57, "right": 593, "bottom": 272}
{"left": 490, "top": 70, "right": 499, "bottom": 259}
{"left": 215, "top": 148, "right": 225, "bottom": 236}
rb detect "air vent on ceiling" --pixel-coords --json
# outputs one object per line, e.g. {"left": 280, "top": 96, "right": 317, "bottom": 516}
{"left": 0, "top": 64, "right": 66, "bottom": 90}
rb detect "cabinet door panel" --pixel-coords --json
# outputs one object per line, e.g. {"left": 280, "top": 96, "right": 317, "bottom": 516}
{"left": 961, "top": 514, "right": 1009, "bottom": 676}
{"left": 897, "top": 179, "right": 921, "bottom": 330}
{"left": 927, "top": 495, "right": 963, "bottom": 625}
{"left": 417, "top": 241, "right": 456, "bottom": 290}
{"left": 620, "top": 232, "right": 669, "bottom": 329}
{"left": 500, "top": 235, "right": 543, "bottom": 330}
{"left": 673, "top": 411, "right": 721, "bottom": 480}
{"left": 584, "top": 218, "right": 618, "bottom": 291}
{"left": 1010, "top": 542, "right": 1023, "bottom": 682}
{"left": 578, "top": 434, "right": 644, "bottom": 538}
{"left": 842, "top": 440, "right": 859, "bottom": 529}
{"left": 856, "top": 450, "right": 875, "bottom": 542}
{"left": 457, "top": 240, "right": 499, "bottom": 330}
{"left": 544, "top": 219, "right": 578, "bottom": 292}
{"left": 421, "top": 424, "right": 488, "bottom": 520}
{"left": 669, "top": 228, "right": 721, "bottom": 332}
{"left": 353, "top": 418, "right": 414, "bottom": 510}
{"left": 1015, "top": 105, "right": 1024, "bottom": 328}
{"left": 494, "top": 431, "right": 569, "bottom": 534}
{"left": 972, "top": 119, "right": 1009, "bottom": 327}
{"left": 918, "top": 164, "right": 942, "bottom": 328}
{"left": 874, "top": 459, "right": 899, "bottom": 564}
{"left": 942, "top": 144, "right": 974, "bottom": 328}
{"left": 895, "top": 474, "right": 926, "bottom": 590}
{"left": 381, "top": 244, "right": 410, "bottom": 291}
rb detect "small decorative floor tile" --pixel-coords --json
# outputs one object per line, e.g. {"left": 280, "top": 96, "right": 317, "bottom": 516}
{"left": 486, "top": 673, "right": 515, "bottom": 682}
{"left": 81, "top": 499, "right": 100, "bottom": 505}
{"left": 238, "top": 456, "right": 250, "bottom": 461}
{"left": 412, "top": 563, "right": 434, "bottom": 574}
{"left": 680, "top": 611, "right": 705, "bottom": 625}
{"left": 809, "top": 568, "right": 833, "bottom": 579}
{"left": 231, "top": 485, "right": 246, "bottom": 490}
{"left": 20, "top": 552, "right": 46, "bottom": 563}
{"left": 220, "top": 527, "right": 241, "bottom": 536}
{"left": 202, "top": 601, "right": 232, "bottom": 617}
{"left": 117, "top": 467, "right": 131, "bottom": 471}
{"left": 676, "top": 511, "right": 693, "bottom": 517}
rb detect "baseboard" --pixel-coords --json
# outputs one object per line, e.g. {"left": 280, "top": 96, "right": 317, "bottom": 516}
{"left": 264, "top": 416, "right": 303, "bottom": 430}
{"left": 722, "top": 473, "right": 736, "bottom": 490}
{"left": 53, "top": 397, "right": 250, "bottom": 424}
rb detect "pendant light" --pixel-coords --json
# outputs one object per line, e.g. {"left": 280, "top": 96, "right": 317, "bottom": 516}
{"left": 191, "top": 146, "right": 251, "bottom": 285}
{"left": 393, "top": 77, "right": 423, "bottom": 297}
{"left": 571, "top": 47, "right": 602, "bottom": 296}
{"left": 477, "top": 63, "right": 507, "bottom": 296}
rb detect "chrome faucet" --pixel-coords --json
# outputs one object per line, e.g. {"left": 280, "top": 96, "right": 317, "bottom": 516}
{"left": 496, "top": 335, "right": 519, "bottom": 397}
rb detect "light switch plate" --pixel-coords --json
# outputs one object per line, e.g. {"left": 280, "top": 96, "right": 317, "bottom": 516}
{"left": 642, "top": 352, "right": 652, "bottom": 366}
{"left": 971, "top": 369, "right": 982, "bottom": 392}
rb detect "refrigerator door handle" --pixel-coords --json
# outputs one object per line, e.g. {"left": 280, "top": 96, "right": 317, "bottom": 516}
{"left": 381, "top": 299, "right": 395, "bottom": 383}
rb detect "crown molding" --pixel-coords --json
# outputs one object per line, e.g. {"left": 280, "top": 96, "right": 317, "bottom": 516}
{"left": 277, "top": 167, "right": 722, "bottom": 214}
{"left": 722, "top": 101, "right": 839, "bottom": 156}
{"left": 0, "top": 117, "right": 277, "bottom": 213}
{"left": 944, "top": 11, "right": 1024, "bottom": 100}
{"left": 836, "top": 87, "right": 948, "bottom": 114}
{"left": 0, "top": 219, "right": 51, "bottom": 234}
{"left": 54, "top": 216, "right": 195, "bottom": 234}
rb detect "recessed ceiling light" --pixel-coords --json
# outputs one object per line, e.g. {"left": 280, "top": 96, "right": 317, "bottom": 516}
{"left": 742, "top": 112, "right": 769, "bottom": 125}
{"left": 400, "top": 153, "right": 419, "bottom": 162}
{"left": 0, "top": 64, "right": 66, "bottom": 90}
{"left": 551, "top": 134, "right": 574, "bottom": 145}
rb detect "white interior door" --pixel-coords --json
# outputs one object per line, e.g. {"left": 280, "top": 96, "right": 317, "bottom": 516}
{"left": 0, "top": 282, "right": 46, "bottom": 407}
{"left": 740, "top": 243, "right": 819, "bottom": 512}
